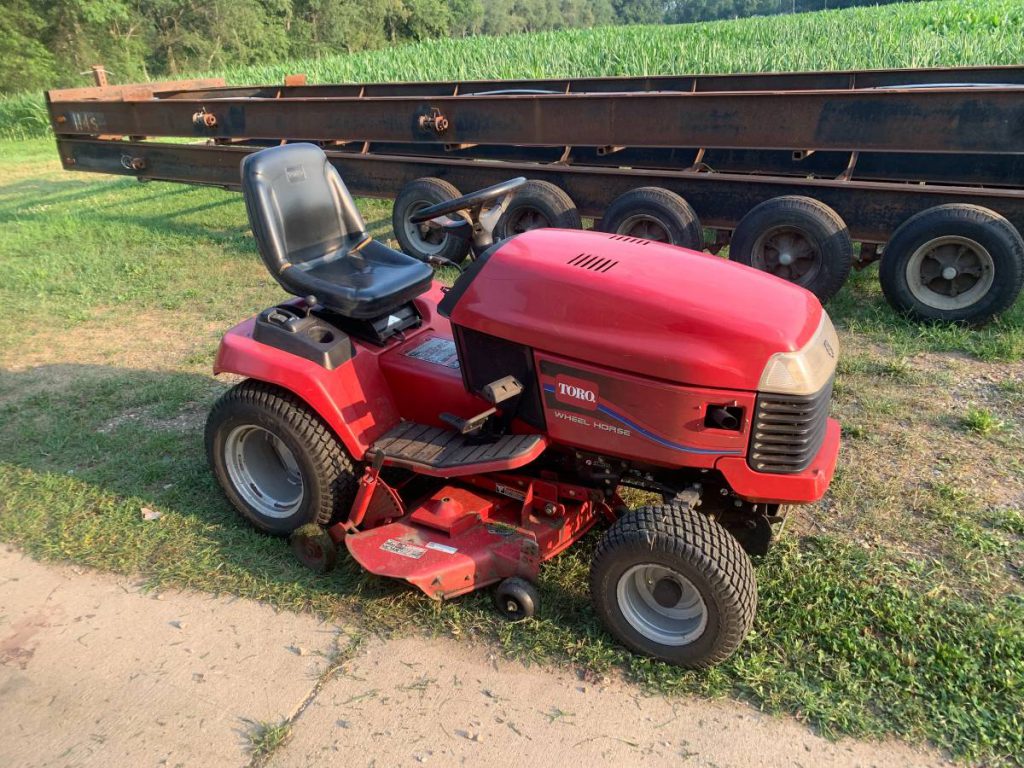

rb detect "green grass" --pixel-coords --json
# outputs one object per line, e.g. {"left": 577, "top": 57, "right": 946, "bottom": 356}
{"left": 4, "top": 0, "right": 1024, "bottom": 139}
{"left": 962, "top": 407, "right": 1006, "bottom": 435}
{"left": 243, "top": 719, "right": 292, "bottom": 764}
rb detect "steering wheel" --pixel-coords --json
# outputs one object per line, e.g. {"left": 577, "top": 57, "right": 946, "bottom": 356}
{"left": 410, "top": 177, "right": 527, "bottom": 223}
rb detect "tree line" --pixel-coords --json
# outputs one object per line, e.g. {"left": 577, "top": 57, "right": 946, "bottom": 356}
{"left": 1, "top": 0, "right": 927, "bottom": 94}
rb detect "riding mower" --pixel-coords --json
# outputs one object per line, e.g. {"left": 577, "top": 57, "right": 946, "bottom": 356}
{"left": 205, "top": 143, "right": 841, "bottom": 668}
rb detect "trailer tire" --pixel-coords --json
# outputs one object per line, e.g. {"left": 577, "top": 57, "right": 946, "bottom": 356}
{"left": 879, "top": 204, "right": 1024, "bottom": 325}
{"left": 206, "top": 381, "right": 357, "bottom": 536}
{"left": 494, "top": 180, "right": 581, "bottom": 240}
{"left": 730, "top": 196, "right": 852, "bottom": 302}
{"left": 393, "top": 177, "right": 472, "bottom": 263}
{"left": 599, "top": 187, "right": 704, "bottom": 249}
{"left": 590, "top": 504, "right": 756, "bottom": 669}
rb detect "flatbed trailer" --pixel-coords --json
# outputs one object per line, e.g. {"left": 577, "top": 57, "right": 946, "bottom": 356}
{"left": 47, "top": 64, "right": 1024, "bottom": 324}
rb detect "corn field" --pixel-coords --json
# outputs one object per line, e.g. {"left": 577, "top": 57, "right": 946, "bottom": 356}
{"left": 2, "top": 0, "right": 1022, "bottom": 140}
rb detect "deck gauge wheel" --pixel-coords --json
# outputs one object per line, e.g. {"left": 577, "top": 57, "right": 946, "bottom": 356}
{"left": 600, "top": 187, "right": 704, "bottom": 249}
{"left": 393, "top": 177, "right": 473, "bottom": 264}
{"left": 290, "top": 524, "right": 339, "bottom": 574}
{"left": 494, "top": 577, "right": 540, "bottom": 621}
{"left": 879, "top": 204, "right": 1024, "bottom": 325}
{"left": 730, "top": 196, "right": 853, "bottom": 302}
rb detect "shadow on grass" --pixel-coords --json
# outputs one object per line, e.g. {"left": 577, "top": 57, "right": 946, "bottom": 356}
{"left": 0, "top": 363, "right": 414, "bottom": 613}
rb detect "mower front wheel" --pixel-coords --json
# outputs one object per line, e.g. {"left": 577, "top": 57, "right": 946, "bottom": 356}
{"left": 590, "top": 505, "right": 756, "bottom": 668}
{"left": 206, "top": 381, "right": 357, "bottom": 536}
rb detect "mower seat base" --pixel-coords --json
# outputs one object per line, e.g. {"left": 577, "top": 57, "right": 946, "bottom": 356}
{"left": 371, "top": 422, "right": 546, "bottom": 477}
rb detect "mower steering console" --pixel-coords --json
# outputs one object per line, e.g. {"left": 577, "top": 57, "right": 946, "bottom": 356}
{"left": 410, "top": 177, "right": 526, "bottom": 260}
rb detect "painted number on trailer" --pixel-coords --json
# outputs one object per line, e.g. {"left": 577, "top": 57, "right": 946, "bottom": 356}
{"left": 68, "top": 112, "right": 105, "bottom": 132}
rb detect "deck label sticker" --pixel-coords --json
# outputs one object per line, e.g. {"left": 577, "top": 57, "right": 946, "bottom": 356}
{"left": 404, "top": 336, "right": 460, "bottom": 369}
{"left": 494, "top": 483, "right": 526, "bottom": 501}
{"left": 380, "top": 539, "right": 427, "bottom": 559}
{"left": 425, "top": 541, "right": 458, "bottom": 555}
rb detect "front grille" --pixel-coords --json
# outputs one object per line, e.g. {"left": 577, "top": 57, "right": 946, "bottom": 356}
{"left": 748, "top": 378, "right": 833, "bottom": 474}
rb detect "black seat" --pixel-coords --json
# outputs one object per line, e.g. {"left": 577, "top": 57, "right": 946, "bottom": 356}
{"left": 241, "top": 143, "right": 433, "bottom": 320}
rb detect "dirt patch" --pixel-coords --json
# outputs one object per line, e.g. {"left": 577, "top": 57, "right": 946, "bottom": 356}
{"left": 0, "top": 307, "right": 230, "bottom": 408}
{"left": 790, "top": 333, "right": 1024, "bottom": 595}
{"left": 96, "top": 402, "right": 207, "bottom": 435}
{"left": 271, "top": 635, "right": 951, "bottom": 768}
{"left": 1, "top": 306, "right": 226, "bottom": 373}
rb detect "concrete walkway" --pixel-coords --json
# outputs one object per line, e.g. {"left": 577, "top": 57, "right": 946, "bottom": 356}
{"left": 0, "top": 546, "right": 950, "bottom": 768}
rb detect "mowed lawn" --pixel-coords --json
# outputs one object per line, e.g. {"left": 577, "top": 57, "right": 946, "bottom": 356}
{"left": 1, "top": 134, "right": 1023, "bottom": 765}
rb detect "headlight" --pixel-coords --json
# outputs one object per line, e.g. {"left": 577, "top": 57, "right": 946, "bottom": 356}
{"left": 758, "top": 311, "right": 839, "bottom": 396}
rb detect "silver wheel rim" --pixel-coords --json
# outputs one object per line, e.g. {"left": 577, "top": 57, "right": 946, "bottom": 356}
{"left": 617, "top": 214, "right": 670, "bottom": 243}
{"left": 224, "top": 425, "right": 304, "bottom": 518}
{"left": 751, "top": 225, "right": 821, "bottom": 285}
{"left": 403, "top": 201, "right": 448, "bottom": 256}
{"left": 905, "top": 235, "right": 995, "bottom": 310}
{"left": 616, "top": 564, "right": 708, "bottom": 646}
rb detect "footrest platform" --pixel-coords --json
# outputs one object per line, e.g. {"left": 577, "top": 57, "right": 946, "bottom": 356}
{"left": 371, "top": 422, "right": 547, "bottom": 477}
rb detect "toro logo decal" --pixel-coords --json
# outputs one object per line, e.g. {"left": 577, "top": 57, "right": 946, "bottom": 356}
{"left": 554, "top": 374, "right": 599, "bottom": 411}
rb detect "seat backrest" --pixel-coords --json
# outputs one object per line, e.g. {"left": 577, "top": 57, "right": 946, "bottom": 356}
{"left": 240, "top": 143, "right": 367, "bottom": 282}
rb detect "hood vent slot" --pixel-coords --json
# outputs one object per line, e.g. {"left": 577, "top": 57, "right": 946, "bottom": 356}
{"left": 607, "top": 234, "right": 650, "bottom": 245}
{"left": 568, "top": 252, "right": 618, "bottom": 273}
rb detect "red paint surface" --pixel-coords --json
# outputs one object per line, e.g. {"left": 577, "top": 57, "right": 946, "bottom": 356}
{"left": 448, "top": 228, "right": 823, "bottom": 391}
{"left": 716, "top": 418, "right": 841, "bottom": 503}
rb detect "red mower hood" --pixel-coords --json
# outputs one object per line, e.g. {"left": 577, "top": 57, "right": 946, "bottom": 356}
{"left": 445, "top": 228, "right": 825, "bottom": 392}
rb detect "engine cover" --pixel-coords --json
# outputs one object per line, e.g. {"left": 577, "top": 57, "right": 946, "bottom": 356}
{"left": 443, "top": 228, "right": 824, "bottom": 392}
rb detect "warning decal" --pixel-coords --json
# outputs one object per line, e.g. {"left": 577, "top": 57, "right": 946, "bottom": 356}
{"left": 380, "top": 538, "right": 427, "bottom": 559}
{"left": 404, "top": 336, "right": 460, "bottom": 369}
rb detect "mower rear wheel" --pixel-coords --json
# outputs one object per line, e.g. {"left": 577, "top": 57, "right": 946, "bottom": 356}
{"left": 494, "top": 180, "right": 581, "bottom": 241}
{"left": 494, "top": 577, "right": 539, "bottom": 621}
{"left": 393, "top": 177, "right": 472, "bottom": 264}
{"left": 590, "top": 505, "right": 756, "bottom": 668}
{"left": 600, "top": 187, "right": 704, "bottom": 249}
{"left": 730, "top": 196, "right": 852, "bottom": 302}
{"left": 206, "top": 381, "right": 357, "bottom": 536}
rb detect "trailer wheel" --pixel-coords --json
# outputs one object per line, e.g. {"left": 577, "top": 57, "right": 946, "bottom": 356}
{"left": 599, "top": 187, "right": 704, "bottom": 249}
{"left": 879, "top": 205, "right": 1024, "bottom": 325}
{"left": 206, "top": 381, "right": 357, "bottom": 536}
{"left": 494, "top": 180, "right": 581, "bottom": 240}
{"left": 392, "top": 177, "right": 472, "bottom": 263}
{"left": 590, "top": 504, "right": 756, "bottom": 669}
{"left": 730, "top": 196, "right": 852, "bottom": 302}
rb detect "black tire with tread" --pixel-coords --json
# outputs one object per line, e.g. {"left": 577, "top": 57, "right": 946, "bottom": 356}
{"left": 493, "top": 577, "right": 539, "bottom": 621}
{"left": 205, "top": 380, "right": 357, "bottom": 536}
{"left": 494, "top": 180, "right": 582, "bottom": 241}
{"left": 590, "top": 504, "right": 756, "bottom": 669}
{"left": 392, "top": 177, "right": 472, "bottom": 263}
{"left": 730, "top": 195, "right": 853, "bottom": 303}
{"left": 878, "top": 204, "right": 1024, "bottom": 325}
{"left": 600, "top": 187, "right": 704, "bottom": 250}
